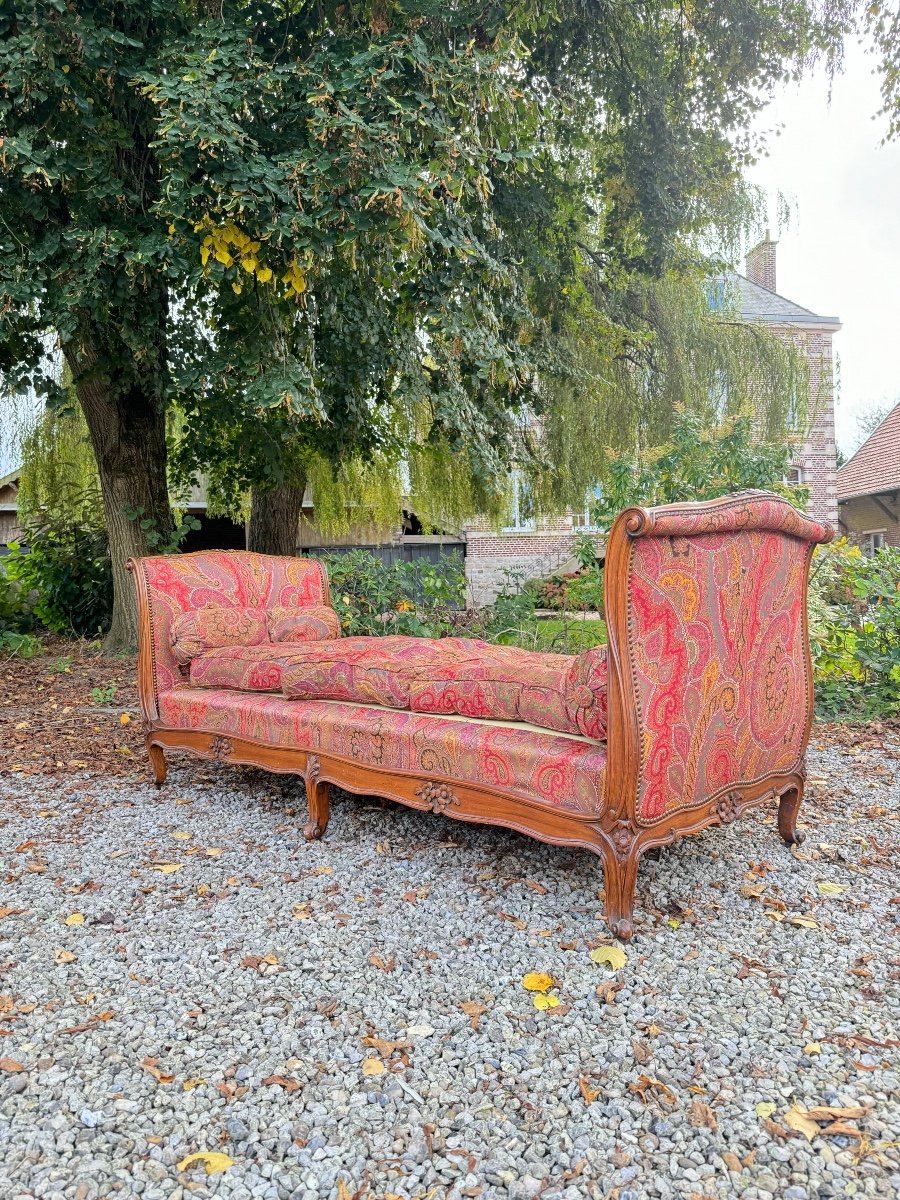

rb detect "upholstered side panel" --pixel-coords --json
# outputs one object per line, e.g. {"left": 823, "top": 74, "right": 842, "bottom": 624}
{"left": 627, "top": 528, "right": 814, "bottom": 825}
{"left": 156, "top": 689, "right": 607, "bottom": 816}
{"left": 136, "top": 552, "right": 330, "bottom": 699}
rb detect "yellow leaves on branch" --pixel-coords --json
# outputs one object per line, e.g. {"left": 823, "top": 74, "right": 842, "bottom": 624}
{"left": 194, "top": 217, "right": 305, "bottom": 299}
{"left": 176, "top": 1151, "right": 234, "bottom": 1176}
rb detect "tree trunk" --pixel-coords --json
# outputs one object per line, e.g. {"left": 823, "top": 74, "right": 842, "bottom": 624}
{"left": 248, "top": 479, "right": 306, "bottom": 555}
{"left": 63, "top": 340, "right": 174, "bottom": 654}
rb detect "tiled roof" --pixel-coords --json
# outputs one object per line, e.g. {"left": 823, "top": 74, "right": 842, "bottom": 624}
{"left": 837, "top": 401, "right": 900, "bottom": 501}
{"left": 710, "top": 272, "right": 841, "bottom": 327}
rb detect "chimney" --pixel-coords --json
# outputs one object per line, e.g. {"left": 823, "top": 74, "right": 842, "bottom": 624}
{"left": 745, "top": 234, "right": 777, "bottom": 293}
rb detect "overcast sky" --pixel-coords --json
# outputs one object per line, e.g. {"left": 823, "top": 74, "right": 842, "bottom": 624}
{"left": 746, "top": 37, "right": 900, "bottom": 455}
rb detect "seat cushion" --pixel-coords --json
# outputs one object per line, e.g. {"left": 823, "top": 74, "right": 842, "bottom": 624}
{"left": 157, "top": 687, "right": 606, "bottom": 816}
{"left": 269, "top": 606, "right": 342, "bottom": 643}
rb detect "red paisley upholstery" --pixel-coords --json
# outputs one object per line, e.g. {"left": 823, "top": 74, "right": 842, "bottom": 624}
{"left": 269, "top": 606, "right": 342, "bottom": 643}
{"left": 621, "top": 494, "right": 831, "bottom": 825}
{"left": 157, "top": 687, "right": 606, "bottom": 815}
{"left": 135, "top": 551, "right": 330, "bottom": 700}
{"left": 171, "top": 607, "right": 270, "bottom": 666}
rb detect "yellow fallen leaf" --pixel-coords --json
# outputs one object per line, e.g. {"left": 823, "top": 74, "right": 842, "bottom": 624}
{"left": 205, "top": 848, "right": 223, "bottom": 857}
{"left": 816, "top": 882, "right": 846, "bottom": 896}
{"left": 764, "top": 910, "right": 785, "bottom": 922}
{"left": 522, "top": 972, "right": 553, "bottom": 993}
{"left": 171, "top": 831, "right": 193, "bottom": 841}
{"left": 183, "top": 1078, "right": 207, "bottom": 1091}
{"left": 262, "top": 953, "right": 279, "bottom": 966}
{"left": 786, "top": 914, "right": 818, "bottom": 929}
{"left": 361, "top": 1058, "right": 385, "bottom": 1076}
{"left": 196, "top": 884, "right": 210, "bottom": 897}
{"left": 150, "top": 864, "right": 183, "bottom": 875}
{"left": 785, "top": 1102, "right": 821, "bottom": 1142}
{"left": 176, "top": 1151, "right": 234, "bottom": 1176}
{"left": 292, "top": 903, "right": 312, "bottom": 920}
{"left": 666, "top": 916, "right": 681, "bottom": 930}
{"left": 755, "top": 1101, "right": 776, "bottom": 1118}
{"left": 54, "top": 949, "right": 76, "bottom": 964}
{"left": 803, "top": 1042, "right": 822, "bottom": 1055}
{"left": 119, "top": 713, "right": 131, "bottom": 725}
{"left": 533, "top": 993, "right": 560, "bottom": 1010}
{"left": 64, "top": 913, "right": 85, "bottom": 926}
{"left": 311, "top": 866, "right": 333, "bottom": 876}
{"left": 590, "top": 946, "right": 627, "bottom": 970}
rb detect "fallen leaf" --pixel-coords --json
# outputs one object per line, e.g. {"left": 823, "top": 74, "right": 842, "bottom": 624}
{"left": 524, "top": 879, "right": 548, "bottom": 894}
{"left": 183, "top": 1079, "right": 207, "bottom": 1091}
{"left": 595, "top": 979, "right": 623, "bottom": 1004}
{"left": 150, "top": 863, "right": 182, "bottom": 875}
{"left": 292, "top": 903, "right": 312, "bottom": 919}
{"left": 142, "top": 1057, "right": 176, "bottom": 1084}
{"left": 311, "top": 866, "right": 333, "bottom": 876}
{"left": 755, "top": 1101, "right": 777, "bottom": 1118}
{"left": 171, "top": 831, "right": 192, "bottom": 841}
{"left": 362, "top": 1035, "right": 410, "bottom": 1056}
{"left": 807, "top": 1105, "right": 867, "bottom": 1121}
{"left": 533, "top": 994, "right": 560, "bottom": 1010}
{"left": 0, "top": 908, "right": 25, "bottom": 920}
{"left": 633, "top": 1039, "right": 652, "bottom": 1065}
{"left": 785, "top": 1103, "right": 821, "bottom": 1141}
{"left": 261, "top": 953, "right": 279, "bottom": 966}
{"left": 205, "top": 848, "right": 224, "bottom": 857}
{"left": 119, "top": 713, "right": 131, "bottom": 725}
{"left": 176, "top": 1151, "right": 234, "bottom": 1176}
{"left": 786, "top": 913, "right": 819, "bottom": 929}
{"left": 579, "top": 1077, "right": 601, "bottom": 1104}
{"left": 57, "top": 1011, "right": 114, "bottom": 1035}
{"left": 817, "top": 882, "right": 846, "bottom": 896}
{"left": 722, "top": 1152, "right": 743, "bottom": 1172}
{"left": 590, "top": 945, "right": 627, "bottom": 970}
{"left": 629, "top": 1074, "right": 677, "bottom": 1106}
{"left": 460, "top": 1001, "right": 488, "bottom": 1030}
{"left": 362, "top": 1058, "right": 385, "bottom": 1076}
{"left": 64, "top": 913, "right": 84, "bottom": 926}
{"left": 262, "top": 1074, "right": 301, "bottom": 1093}
{"left": 54, "top": 949, "right": 76, "bottom": 964}
{"left": 803, "top": 1042, "right": 822, "bottom": 1055}
{"left": 687, "top": 1098, "right": 718, "bottom": 1130}
{"left": 0, "top": 1057, "right": 25, "bottom": 1072}
{"left": 368, "top": 952, "right": 396, "bottom": 973}
{"left": 522, "top": 972, "right": 554, "bottom": 993}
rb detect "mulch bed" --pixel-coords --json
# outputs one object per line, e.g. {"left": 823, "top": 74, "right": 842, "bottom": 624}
{"left": 0, "top": 636, "right": 145, "bottom": 781}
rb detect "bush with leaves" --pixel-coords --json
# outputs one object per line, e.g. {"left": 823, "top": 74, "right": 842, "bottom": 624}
{"left": 590, "top": 410, "right": 808, "bottom": 528}
{"left": 809, "top": 540, "right": 900, "bottom": 718}
{"left": 321, "top": 551, "right": 467, "bottom": 639}
{"left": 4, "top": 516, "right": 113, "bottom": 639}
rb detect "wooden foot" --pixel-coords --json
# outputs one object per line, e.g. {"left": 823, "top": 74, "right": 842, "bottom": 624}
{"left": 600, "top": 838, "right": 640, "bottom": 941}
{"left": 778, "top": 782, "right": 805, "bottom": 846}
{"left": 147, "top": 741, "right": 167, "bottom": 786}
{"left": 303, "top": 758, "right": 331, "bottom": 841}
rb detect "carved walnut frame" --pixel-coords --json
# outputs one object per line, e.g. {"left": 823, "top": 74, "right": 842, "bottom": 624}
{"left": 127, "top": 496, "right": 825, "bottom": 941}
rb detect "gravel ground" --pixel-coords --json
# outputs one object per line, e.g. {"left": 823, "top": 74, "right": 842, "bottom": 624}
{"left": 1, "top": 729, "right": 898, "bottom": 1200}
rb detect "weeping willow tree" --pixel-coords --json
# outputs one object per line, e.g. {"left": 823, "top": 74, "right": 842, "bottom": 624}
{"left": 17, "top": 405, "right": 103, "bottom": 526}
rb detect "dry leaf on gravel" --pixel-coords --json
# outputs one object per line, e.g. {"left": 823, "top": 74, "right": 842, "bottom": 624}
{"left": 142, "top": 1057, "right": 175, "bottom": 1084}
{"left": 262, "top": 1075, "right": 300, "bottom": 1093}
{"left": 590, "top": 946, "right": 627, "bottom": 970}
{"left": 150, "top": 863, "right": 183, "bottom": 875}
{"left": 522, "top": 972, "right": 553, "bottom": 992}
{"left": 817, "top": 882, "right": 846, "bottom": 896}
{"left": 755, "top": 1101, "right": 777, "bottom": 1118}
{"left": 460, "top": 1001, "right": 488, "bottom": 1030}
{"left": 176, "top": 1151, "right": 234, "bottom": 1175}
{"left": 53, "top": 949, "right": 75, "bottom": 964}
{"left": 687, "top": 1099, "right": 718, "bottom": 1130}
{"left": 367, "top": 952, "right": 396, "bottom": 972}
{"left": 361, "top": 1058, "right": 385, "bottom": 1076}
{"left": 579, "top": 1078, "right": 601, "bottom": 1104}
{"left": 629, "top": 1074, "right": 677, "bottom": 1107}
{"left": 64, "top": 913, "right": 84, "bottom": 926}
{"left": 0, "top": 908, "right": 25, "bottom": 920}
{"left": 0, "top": 1058, "right": 25, "bottom": 1072}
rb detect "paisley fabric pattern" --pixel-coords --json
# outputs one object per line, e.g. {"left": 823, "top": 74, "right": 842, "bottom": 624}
{"left": 269, "top": 606, "right": 342, "bottom": 643}
{"left": 564, "top": 646, "right": 609, "bottom": 740}
{"left": 171, "top": 607, "right": 270, "bottom": 667}
{"left": 157, "top": 687, "right": 606, "bottom": 815}
{"left": 625, "top": 493, "right": 832, "bottom": 543}
{"left": 626, "top": 520, "right": 826, "bottom": 825}
{"left": 136, "top": 551, "right": 330, "bottom": 698}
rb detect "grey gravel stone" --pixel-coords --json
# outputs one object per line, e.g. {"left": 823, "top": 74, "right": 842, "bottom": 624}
{"left": 0, "top": 735, "right": 898, "bottom": 1199}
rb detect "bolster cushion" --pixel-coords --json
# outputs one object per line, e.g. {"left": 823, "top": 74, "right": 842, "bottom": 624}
{"left": 171, "top": 606, "right": 270, "bottom": 667}
{"left": 269, "top": 605, "right": 342, "bottom": 642}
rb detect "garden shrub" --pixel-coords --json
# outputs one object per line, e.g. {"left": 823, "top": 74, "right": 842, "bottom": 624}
{"left": 809, "top": 539, "right": 900, "bottom": 718}
{"left": 321, "top": 549, "right": 467, "bottom": 637}
{"left": 4, "top": 514, "right": 113, "bottom": 639}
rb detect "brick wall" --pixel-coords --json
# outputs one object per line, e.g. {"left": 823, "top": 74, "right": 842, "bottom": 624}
{"left": 838, "top": 495, "right": 900, "bottom": 548}
{"left": 745, "top": 238, "right": 777, "bottom": 293}
{"left": 775, "top": 326, "right": 839, "bottom": 527}
{"left": 465, "top": 528, "right": 582, "bottom": 605}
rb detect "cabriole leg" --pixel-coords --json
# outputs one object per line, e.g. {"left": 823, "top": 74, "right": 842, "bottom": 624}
{"left": 147, "top": 741, "right": 167, "bottom": 786}
{"left": 599, "top": 839, "right": 640, "bottom": 941}
{"left": 303, "top": 772, "right": 331, "bottom": 841}
{"left": 778, "top": 781, "right": 805, "bottom": 846}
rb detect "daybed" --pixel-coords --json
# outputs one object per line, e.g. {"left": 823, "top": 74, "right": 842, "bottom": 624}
{"left": 128, "top": 491, "right": 833, "bottom": 939}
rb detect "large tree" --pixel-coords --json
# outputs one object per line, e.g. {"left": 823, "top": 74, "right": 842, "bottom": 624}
{"left": 0, "top": 1, "right": 857, "bottom": 648}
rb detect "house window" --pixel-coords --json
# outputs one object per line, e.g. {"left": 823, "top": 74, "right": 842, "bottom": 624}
{"left": 863, "top": 530, "right": 886, "bottom": 557}
{"left": 784, "top": 465, "right": 806, "bottom": 487}
{"left": 571, "top": 485, "right": 604, "bottom": 532}
{"left": 504, "top": 470, "right": 536, "bottom": 532}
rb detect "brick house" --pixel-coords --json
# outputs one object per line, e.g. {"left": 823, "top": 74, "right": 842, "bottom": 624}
{"left": 837, "top": 400, "right": 900, "bottom": 552}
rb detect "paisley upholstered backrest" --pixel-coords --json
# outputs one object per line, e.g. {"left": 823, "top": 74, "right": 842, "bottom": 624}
{"left": 130, "top": 550, "right": 330, "bottom": 714}
{"left": 603, "top": 493, "right": 833, "bottom": 827}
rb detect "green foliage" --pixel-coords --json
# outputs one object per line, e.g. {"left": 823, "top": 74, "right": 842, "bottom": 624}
{"left": 48, "top": 654, "right": 74, "bottom": 674}
{"left": 589, "top": 410, "right": 807, "bottom": 528}
{"left": 17, "top": 403, "right": 103, "bottom": 526}
{"left": 4, "top": 518, "right": 113, "bottom": 639}
{"left": 535, "top": 570, "right": 605, "bottom": 614}
{"left": 0, "top": 557, "right": 37, "bottom": 634}
{"left": 123, "top": 506, "right": 201, "bottom": 554}
{"left": 0, "top": 629, "right": 42, "bottom": 659}
{"left": 91, "top": 683, "right": 118, "bottom": 704}
{"left": 322, "top": 550, "right": 467, "bottom": 638}
{"left": 809, "top": 540, "right": 900, "bottom": 718}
